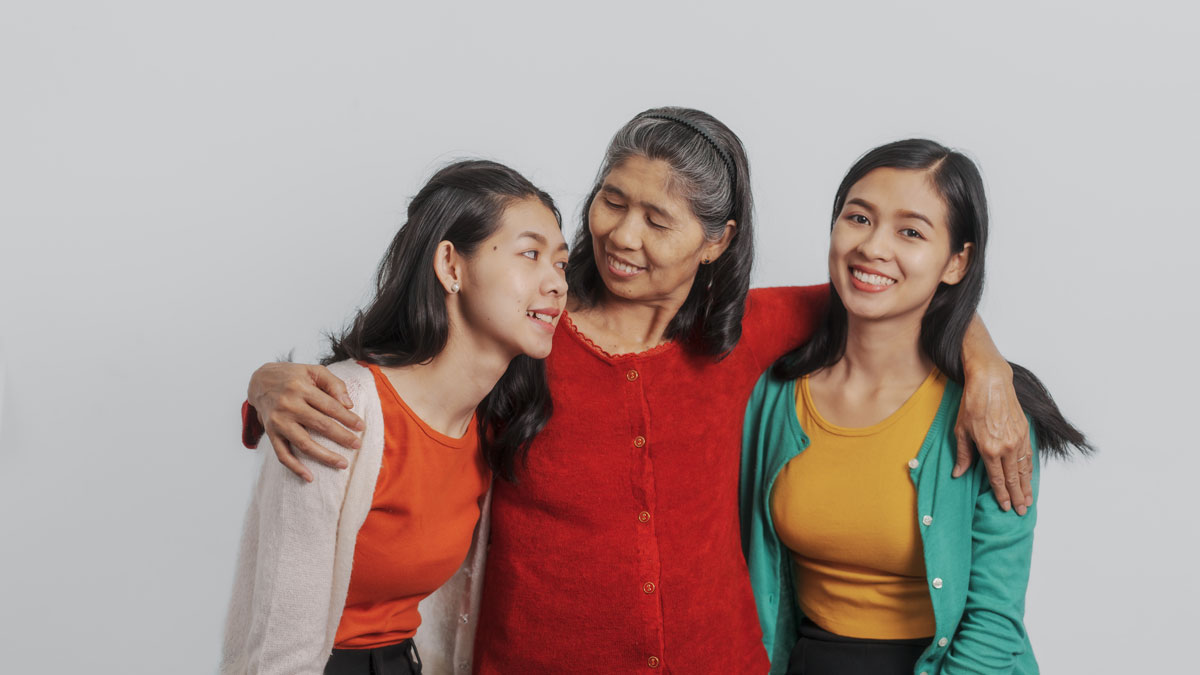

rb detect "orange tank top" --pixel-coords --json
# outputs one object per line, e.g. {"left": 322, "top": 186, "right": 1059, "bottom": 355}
{"left": 333, "top": 363, "right": 491, "bottom": 649}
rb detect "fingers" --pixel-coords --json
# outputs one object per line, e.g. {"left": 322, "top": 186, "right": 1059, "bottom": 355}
{"left": 952, "top": 425, "right": 975, "bottom": 478}
{"left": 310, "top": 366, "right": 355, "bottom": 410}
{"left": 305, "top": 386, "right": 364, "bottom": 437}
{"left": 983, "top": 454, "right": 1013, "bottom": 513}
{"left": 294, "top": 401, "right": 361, "bottom": 450}
{"left": 1018, "top": 431, "right": 1034, "bottom": 507}
{"left": 268, "top": 429, "right": 312, "bottom": 483}
{"left": 1002, "top": 453, "right": 1027, "bottom": 517}
{"left": 269, "top": 414, "right": 351, "bottom": 470}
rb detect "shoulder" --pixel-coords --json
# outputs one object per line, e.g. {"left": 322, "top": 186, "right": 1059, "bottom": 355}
{"left": 326, "top": 359, "right": 377, "bottom": 402}
{"left": 740, "top": 285, "right": 830, "bottom": 366}
{"left": 745, "top": 285, "right": 828, "bottom": 320}
{"left": 745, "top": 368, "right": 794, "bottom": 424}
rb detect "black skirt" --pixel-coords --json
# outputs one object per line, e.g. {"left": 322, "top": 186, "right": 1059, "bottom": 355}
{"left": 786, "top": 617, "right": 930, "bottom": 675}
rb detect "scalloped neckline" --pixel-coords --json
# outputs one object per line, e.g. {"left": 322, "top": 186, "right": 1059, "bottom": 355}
{"left": 562, "top": 311, "right": 678, "bottom": 361}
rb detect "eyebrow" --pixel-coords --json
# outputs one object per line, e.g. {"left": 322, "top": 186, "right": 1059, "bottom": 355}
{"left": 518, "top": 231, "right": 570, "bottom": 252}
{"left": 600, "top": 184, "right": 678, "bottom": 224}
{"left": 846, "top": 198, "right": 934, "bottom": 228}
{"left": 897, "top": 210, "right": 934, "bottom": 228}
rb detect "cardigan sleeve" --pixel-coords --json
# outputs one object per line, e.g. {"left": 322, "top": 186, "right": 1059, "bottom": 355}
{"left": 942, "top": 428, "right": 1040, "bottom": 674}
{"left": 221, "top": 403, "right": 363, "bottom": 674}
{"left": 741, "top": 285, "right": 829, "bottom": 371}
{"left": 242, "top": 400, "right": 264, "bottom": 449}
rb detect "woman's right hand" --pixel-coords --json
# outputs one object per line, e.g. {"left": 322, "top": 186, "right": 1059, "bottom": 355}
{"left": 248, "top": 362, "right": 363, "bottom": 482}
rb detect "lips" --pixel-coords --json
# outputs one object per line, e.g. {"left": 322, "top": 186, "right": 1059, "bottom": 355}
{"left": 606, "top": 254, "right": 645, "bottom": 277}
{"left": 849, "top": 265, "right": 896, "bottom": 292}
{"left": 525, "top": 307, "right": 560, "bottom": 332}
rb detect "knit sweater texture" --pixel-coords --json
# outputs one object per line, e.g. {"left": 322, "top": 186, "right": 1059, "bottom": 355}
{"left": 223, "top": 360, "right": 488, "bottom": 675}
{"left": 472, "top": 285, "right": 827, "bottom": 674}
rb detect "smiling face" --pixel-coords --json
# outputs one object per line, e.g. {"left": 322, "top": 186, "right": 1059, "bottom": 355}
{"left": 454, "top": 197, "right": 569, "bottom": 359}
{"left": 586, "top": 155, "right": 734, "bottom": 308}
{"left": 829, "top": 167, "right": 972, "bottom": 325}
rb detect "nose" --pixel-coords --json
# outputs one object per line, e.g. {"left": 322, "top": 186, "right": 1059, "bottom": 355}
{"left": 543, "top": 260, "right": 568, "bottom": 298}
{"left": 608, "top": 212, "right": 642, "bottom": 251}
{"left": 856, "top": 221, "right": 892, "bottom": 261}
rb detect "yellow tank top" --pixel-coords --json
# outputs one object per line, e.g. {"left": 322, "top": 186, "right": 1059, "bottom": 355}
{"left": 770, "top": 369, "right": 945, "bottom": 640}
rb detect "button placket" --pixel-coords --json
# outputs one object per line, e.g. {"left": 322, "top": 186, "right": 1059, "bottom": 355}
{"left": 621, "top": 358, "right": 664, "bottom": 671}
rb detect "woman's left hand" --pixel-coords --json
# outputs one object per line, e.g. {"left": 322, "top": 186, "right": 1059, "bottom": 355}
{"left": 954, "top": 359, "right": 1033, "bottom": 515}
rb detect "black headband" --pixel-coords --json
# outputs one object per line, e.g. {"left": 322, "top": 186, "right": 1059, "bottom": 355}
{"left": 638, "top": 112, "right": 738, "bottom": 212}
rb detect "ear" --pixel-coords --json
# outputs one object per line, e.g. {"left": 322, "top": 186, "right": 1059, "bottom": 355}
{"left": 941, "top": 242, "right": 973, "bottom": 285}
{"left": 701, "top": 219, "right": 737, "bottom": 264}
{"left": 433, "top": 240, "right": 464, "bottom": 293}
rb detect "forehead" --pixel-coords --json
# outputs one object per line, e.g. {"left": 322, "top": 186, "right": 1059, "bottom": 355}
{"left": 494, "top": 197, "right": 565, "bottom": 245}
{"left": 847, "top": 168, "right": 947, "bottom": 223}
{"left": 603, "top": 156, "right": 693, "bottom": 212}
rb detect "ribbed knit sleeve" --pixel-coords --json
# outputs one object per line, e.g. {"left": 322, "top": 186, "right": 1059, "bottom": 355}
{"left": 741, "top": 285, "right": 829, "bottom": 371}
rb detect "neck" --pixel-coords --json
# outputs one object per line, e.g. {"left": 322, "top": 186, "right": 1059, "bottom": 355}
{"left": 827, "top": 311, "right": 933, "bottom": 388}
{"left": 568, "top": 289, "right": 685, "bottom": 354}
{"left": 379, "top": 327, "right": 512, "bottom": 438}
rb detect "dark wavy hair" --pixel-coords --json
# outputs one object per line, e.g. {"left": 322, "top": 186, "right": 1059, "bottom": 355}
{"left": 566, "top": 106, "right": 755, "bottom": 358}
{"left": 324, "top": 159, "right": 561, "bottom": 480}
{"left": 773, "top": 139, "right": 1090, "bottom": 458}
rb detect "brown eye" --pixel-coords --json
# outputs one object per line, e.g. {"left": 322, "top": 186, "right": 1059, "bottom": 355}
{"left": 900, "top": 228, "right": 924, "bottom": 239}
{"left": 849, "top": 214, "right": 870, "bottom": 225}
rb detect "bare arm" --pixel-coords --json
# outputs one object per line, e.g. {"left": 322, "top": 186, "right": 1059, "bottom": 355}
{"left": 955, "top": 316, "right": 1034, "bottom": 515}
{"left": 247, "top": 362, "right": 363, "bottom": 482}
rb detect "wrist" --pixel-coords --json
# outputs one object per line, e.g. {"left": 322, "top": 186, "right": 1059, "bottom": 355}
{"left": 965, "top": 355, "right": 1012, "bottom": 380}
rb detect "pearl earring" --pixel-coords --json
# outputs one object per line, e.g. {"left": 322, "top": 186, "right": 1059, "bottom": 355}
{"left": 450, "top": 282, "right": 460, "bottom": 293}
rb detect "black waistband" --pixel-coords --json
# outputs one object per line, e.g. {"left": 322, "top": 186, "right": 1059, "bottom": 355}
{"left": 324, "top": 638, "right": 422, "bottom": 675}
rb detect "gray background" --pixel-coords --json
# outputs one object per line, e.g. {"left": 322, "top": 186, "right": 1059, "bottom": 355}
{"left": 2, "top": 1, "right": 1196, "bottom": 672}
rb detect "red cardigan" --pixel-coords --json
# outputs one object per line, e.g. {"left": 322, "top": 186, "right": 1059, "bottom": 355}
{"left": 243, "top": 285, "right": 827, "bottom": 673}
{"left": 474, "top": 285, "right": 825, "bottom": 674}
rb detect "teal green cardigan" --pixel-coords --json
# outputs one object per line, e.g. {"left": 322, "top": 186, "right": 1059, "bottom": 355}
{"left": 739, "top": 371, "right": 1040, "bottom": 675}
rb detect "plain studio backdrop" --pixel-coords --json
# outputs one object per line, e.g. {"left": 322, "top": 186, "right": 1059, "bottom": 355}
{"left": 2, "top": 1, "right": 1197, "bottom": 672}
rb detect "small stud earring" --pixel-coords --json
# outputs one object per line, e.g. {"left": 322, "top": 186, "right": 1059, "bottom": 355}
{"left": 450, "top": 282, "right": 460, "bottom": 293}
{"left": 702, "top": 257, "right": 711, "bottom": 265}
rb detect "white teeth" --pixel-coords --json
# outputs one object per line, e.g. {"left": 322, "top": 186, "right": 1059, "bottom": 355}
{"left": 608, "top": 255, "right": 643, "bottom": 274}
{"left": 526, "top": 311, "right": 554, "bottom": 323}
{"left": 851, "top": 268, "right": 896, "bottom": 286}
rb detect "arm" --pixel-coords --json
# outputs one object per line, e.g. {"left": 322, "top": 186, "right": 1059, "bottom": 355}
{"left": 222, "top": 422, "right": 360, "bottom": 674}
{"left": 942, "top": 436, "right": 1040, "bottom": 674}
{"left": 244, "top": 362, "right": 364, "bottom": 481}
{"left": 956, "top": 315, "right": 1034, "bottom": 514}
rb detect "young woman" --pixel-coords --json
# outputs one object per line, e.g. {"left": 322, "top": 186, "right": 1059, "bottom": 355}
{"left": 741, "top": 140, "right": 1090, "bottom": 674}
{"left": 239, "top": 110, "right": 1034, "bottom": 673}
{"left": 221, "top": 160, "right": 569, "bottom": 675}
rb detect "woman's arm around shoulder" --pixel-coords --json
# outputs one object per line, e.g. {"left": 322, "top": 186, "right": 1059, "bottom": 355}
{"left": 242, "top": 361, "right": 366, "bottom": 481}
{"left": 742, "top": 284, "right": 830, "bottom": 368}
{"left": 222, "top": 361, "right": 378, "bottom": 675}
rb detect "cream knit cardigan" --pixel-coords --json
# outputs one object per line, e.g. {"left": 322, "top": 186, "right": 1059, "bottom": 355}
{"left": 221, "top": 360, "right": 489, "bottom": 675}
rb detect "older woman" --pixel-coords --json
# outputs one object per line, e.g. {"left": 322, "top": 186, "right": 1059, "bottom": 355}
{"left": 240, "top": 108, "right": 1032, "bottom": 673}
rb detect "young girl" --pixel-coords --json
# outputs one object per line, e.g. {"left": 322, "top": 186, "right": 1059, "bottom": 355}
{"left": 221, "top": 160, "right": 569, "bottom": 675}
{"left": 741, "top": 140, "right": 1090, "bottom": 675}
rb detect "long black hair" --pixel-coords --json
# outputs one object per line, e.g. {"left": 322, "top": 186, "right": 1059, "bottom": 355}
{"left": 773, "top": 139, "right": 1090, "bottom": 458}
{"left": 324, "top": 159, "right": 561, "bottom": 480}
{"left": 566, "top": 106, "right": 755, "bottom": 358}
